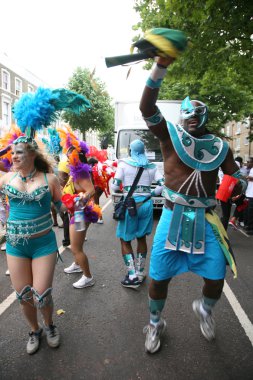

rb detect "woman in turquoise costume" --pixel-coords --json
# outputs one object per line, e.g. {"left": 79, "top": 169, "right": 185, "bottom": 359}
{"left": 0, "top": 136, "right": 62, "bottom": 354}
{"left": 111, "top": 139, "right": 164, "bottom": 289}
{"left": 0, "top": 87, "right": 91, "bottom": 355}
{"left": 139, "top": 56, "right": 247, "bottom": 354}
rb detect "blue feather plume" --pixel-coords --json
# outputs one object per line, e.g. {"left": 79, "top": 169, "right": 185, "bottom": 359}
{"left": 13, "top": 87, "right": 91, "bottom": 137}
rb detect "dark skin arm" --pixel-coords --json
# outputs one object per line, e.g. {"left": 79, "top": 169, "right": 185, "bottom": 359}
{"left": 139, "top": 56, "right": 175, "bottom": 142}
{"left": 58, "top": 171, "right": 69, "bottom": 188}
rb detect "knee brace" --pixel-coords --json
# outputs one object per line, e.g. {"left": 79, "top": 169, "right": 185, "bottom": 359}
{"left": 32, "top": 287, "right": 53, "bottom": 309}
{"left": 15, "top": 285, "right": 33, "bottom": 304}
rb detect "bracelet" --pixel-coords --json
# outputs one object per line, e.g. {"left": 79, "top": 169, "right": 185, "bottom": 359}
{"left": 143, "top": 107, "right": 164, "bottom": 127}
{"left": 146, "top": 63, "right": 167, "bottom": 89}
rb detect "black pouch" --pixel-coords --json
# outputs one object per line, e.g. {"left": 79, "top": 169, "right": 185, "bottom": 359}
{"left": 113, "top": 197, "right": 126, "bottom": 220}
{"left": 125, "top": 197, "right": 137, "bottom": 217}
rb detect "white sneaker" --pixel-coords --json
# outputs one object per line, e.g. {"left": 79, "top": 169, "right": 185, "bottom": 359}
{"left": 44, "top": 324, "right": 60, "bottom": 348}
{"left": 26, "top": 327, "right": 43, "bottom": 355}
{"left": 192, "top": 299, "right": 215, "bottom": 341}
{"left": 73, "top": 275, "right": 95, "bottom": 289}
{"left": 136, "top": 271, "right": 146, "bottom": 283}
{"left": 5, "top": 269, "right": 10, "bottom": 276}
{"left": 1, "top": 243, "right": 6, "bottom": 251}
{"left": 64, "top": 262, "right": 82, "bottom": 274}
{"left": 143, "top": 318, "right": 166, "bottom": 354}
{"left": 97, "top": 219, "right": 104, "bottom": 224}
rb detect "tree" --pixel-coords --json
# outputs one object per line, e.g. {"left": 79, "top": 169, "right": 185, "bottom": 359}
{"left": 133, "top": 0, "right": 253, "bottom": 136}
{"left": 63, "top": 67, "right": 114, "bottom": 139}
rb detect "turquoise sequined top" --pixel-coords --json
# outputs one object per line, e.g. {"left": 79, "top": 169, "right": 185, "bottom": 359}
{"left": 2, "top": 172, "right": 53, "bottom": 245}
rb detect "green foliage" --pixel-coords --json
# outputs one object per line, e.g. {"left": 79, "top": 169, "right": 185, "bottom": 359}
{"left": 63, "top": 67, "right": 114, "bottom": 139}
{"left": 133, "top": 0, "right": 253, "bottom": 135}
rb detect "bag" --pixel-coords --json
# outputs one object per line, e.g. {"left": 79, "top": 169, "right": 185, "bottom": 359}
{"left": 113, "top": 167, "right": 144, "bottom": 221}
{"left": 113, "top": 197, "right": 127, "bottom": 221}
{"left": 125, "top": 197, "right": 137, "bottom": 217}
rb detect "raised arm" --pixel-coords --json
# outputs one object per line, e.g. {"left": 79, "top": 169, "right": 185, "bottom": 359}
{"left": 140, "top": 57, "right": 175, "bottom": 141}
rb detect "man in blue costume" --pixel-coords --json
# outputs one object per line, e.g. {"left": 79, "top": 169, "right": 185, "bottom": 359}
{"left": 139, "top": 56, "right": 247, "bottom": 353}
{"left": 111, "top": 139, "right": 164, "bottom": 289}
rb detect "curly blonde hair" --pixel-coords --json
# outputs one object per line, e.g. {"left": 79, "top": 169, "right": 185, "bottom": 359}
{"left": 26, "top": 143, "right": 56, "bottom": 173}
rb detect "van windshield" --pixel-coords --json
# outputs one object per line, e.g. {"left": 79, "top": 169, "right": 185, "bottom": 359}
{"left": 116, "top": 129, "right": 163, "bottom": 162}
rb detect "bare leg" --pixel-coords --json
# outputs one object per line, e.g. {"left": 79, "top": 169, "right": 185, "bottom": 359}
{"left": 70, "top": 223, "right": 92, "bottom": 277}
{"left": 32, "top": 252, "right": 57, "bottom": 326}
{"left": 120, "top": 239, "right": 133, "bottom": 255}
{"left": 7, "top": 255, "right": 38, "bottom": 332}
{"left": 136, "top": 236, "right": 147, "bottom": 253}
{"left": 94, "top": 188, "right": 103, "bottom": 221}
{"left": 149, "top": 278, "right": 171, "bottom": 300}
{"left": 202, "top": 278, "right": 224, "bottom": 300}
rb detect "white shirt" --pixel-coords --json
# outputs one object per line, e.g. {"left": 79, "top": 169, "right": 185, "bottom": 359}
{"left": 246, "top": 168, "right": 253, "bottom": 198}
{"left": 111, "top": 161, "right": 163, "bottom": 196}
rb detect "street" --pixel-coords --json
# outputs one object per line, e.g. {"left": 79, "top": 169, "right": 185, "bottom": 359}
{"left": 0, "top": 197, "right": 253, "bottom": 380}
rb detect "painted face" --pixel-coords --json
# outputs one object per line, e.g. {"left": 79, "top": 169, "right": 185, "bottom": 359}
{"left": 11, "top": 143, "right": 30, "bottom": 168}
{"left": 180, "top": 96, "right": 208, "bottom": 135}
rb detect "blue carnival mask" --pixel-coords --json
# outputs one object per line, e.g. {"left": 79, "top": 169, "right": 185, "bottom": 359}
{"left": 180, "top": 96, "right": 208, "bottom": 128}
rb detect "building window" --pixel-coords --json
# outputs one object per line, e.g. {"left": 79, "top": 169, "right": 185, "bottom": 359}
{"left": 15, "top": 78, "right": 22, "bottom": 97}
{"left": 2, "top": 98, "right": 11, "bottom": 127}
{"left": 226, "top": 125, "right": 230, "bottom": 136}
{"left": 1, "top": 69, "right": 10, "bottom": 91}
{"left": 28, "top": 84, "right": 34, "bottom": 93}
{"left": 244, "top": 136, "right": 249, "bottom": 145}
{"left": 235, "top": 137, "right": 240, "bottom": 151}
{"left": 235, "top": 122, "right": 241, "bottom": 134}
{"left": 242, "top": 118, "right": 250, "bottom": 129}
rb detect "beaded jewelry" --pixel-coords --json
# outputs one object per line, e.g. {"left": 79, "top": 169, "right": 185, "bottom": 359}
{"left": 17, "top": 168, "right": 36, "bottom": 182}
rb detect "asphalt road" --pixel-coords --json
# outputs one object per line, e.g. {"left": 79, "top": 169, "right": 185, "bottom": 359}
{"left": 0, "top": 198, "right": 253, "bottom": 380}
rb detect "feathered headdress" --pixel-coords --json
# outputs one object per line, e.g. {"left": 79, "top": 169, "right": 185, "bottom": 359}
{"left": 57, "top": 125, "right": 90, "bottom": 181}
{"left": 0, "top": 125, "right": 24, "bottom": 170}
{"left": 42, "top": 128, "right": 62, "bottom": 156}
{"left": 12, "top": 87, "right": 91, "bottom": 144}
{"left": 86, "top": 145, "right": 108, "bottom": 163}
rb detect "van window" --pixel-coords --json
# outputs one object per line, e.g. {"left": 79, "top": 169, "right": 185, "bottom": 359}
{"left": 116, "top": 129, "right": 163, "bottom": 162}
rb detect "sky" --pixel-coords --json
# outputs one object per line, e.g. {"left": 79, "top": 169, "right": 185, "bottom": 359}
{"left": 0, "top": 0, "right": 149, "bottom": 101}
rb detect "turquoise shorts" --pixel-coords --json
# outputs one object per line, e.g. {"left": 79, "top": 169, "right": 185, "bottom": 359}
{"left": 116, "top": 196, "right": 153, "bottom": 241}
{"left": 6, "top": 230, "right": 58, "bottom": 259}
{"left": 150, "top": 207, "right": 227, "bottom": 281}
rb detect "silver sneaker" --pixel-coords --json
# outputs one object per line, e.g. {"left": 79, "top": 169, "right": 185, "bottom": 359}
{"left": 192, "top": 299, "right": 215, "bottom": 341}
{"left": 143, "top": 318, "right": 166, "bottom": 354}
{"left": 45, "top": 324, "right": 60, "bottom": 348}
{"left": 26, "top": 328, "right": 43, "bottom": 355}
{"left": 64, "top": 262, "right": 82, "bottom": 274}
{"left": 73, "top": 275, "right": 95, "bottom": 289}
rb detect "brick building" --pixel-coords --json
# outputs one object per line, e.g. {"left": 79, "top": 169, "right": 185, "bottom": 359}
{"left": 226, "top": 119, "right": 252, "bottom": 163}
{"left": 0, "top": 52, "right": 47, "bottom": 137}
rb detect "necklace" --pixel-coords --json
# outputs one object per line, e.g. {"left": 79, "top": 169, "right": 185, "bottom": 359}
{"left": 18, "top": 168, "right": 37, "bottom": 182}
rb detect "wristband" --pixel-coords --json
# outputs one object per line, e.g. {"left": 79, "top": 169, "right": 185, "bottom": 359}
{"left": 143, "top": 107, "right": 164, "bottom": 127}
{"left": 146, "top": 63, "right": 167, "bottom": 89}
